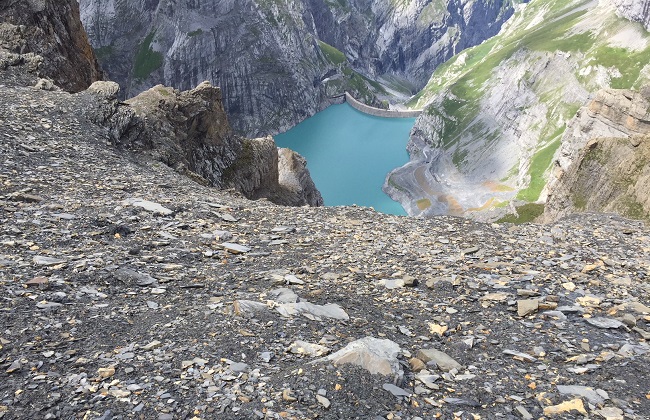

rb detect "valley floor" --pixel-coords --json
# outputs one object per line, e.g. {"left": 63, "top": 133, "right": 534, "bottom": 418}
{"left": 1, "top": 82, "right": 650, "bottom": 419}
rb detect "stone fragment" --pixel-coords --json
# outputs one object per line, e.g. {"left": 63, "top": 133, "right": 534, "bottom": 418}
{"left": 114, "top": 268, "right": 157, "bottom": 287}
{"left": 221, "top": 243, "right": 251, "bottom": 254}
{"left": 514, "top": 405, "right": 533, "bottom": 419}
{"left": 268, "top": 288, "right": 299, "bottom": 303}
{"left": 36, "top": 301, "right": 62, "bottom": 309}
{"left": 282, "top": 389, "right": 297, "bottom": 402}
{"left": 379, "top": 278, "right": 405, "bottom": 289}
{"left": 25, "top": 276, "right": 48, "bottom": 287}
{"left": 517, "top": 299, "right": 539, "bottom": 317}
{"left": 316, "top": 394, "right": 331, "bottom": 408}
{"left": 543, "top": 398, "right": 586, "bottom": 416}
{"left": 402, "top": 275, "right": 417, "bottom": 286}
{"left": 611, "top": 301, "right": 650, "bottom": 315}
{"left": 142, "top": 341, "right": 162, "bottom": 351}
{"left": 228, "top": 362, "right": 249, "bottom": 372}
{"left": 121, "top": 198, "right": 173, "bottom": 215}
{"left": 416, "top": 348, "right": 461, "bottom": 372}
{"left": 382, "top": 383, "right": 411, "bottom": 397}
{"left": 233, "top": 300, "right": 268, "bottom": 316}
{"left": 33, "top": 256, "right": 66, "bottom": 266}
{"left": 503, "top": 349, "right": 537, "bottom": 363}
{"left": 6, "top": 360, "right": 21, "bottom": 374}
{"left": 593, "top": 407, "right": 624, "bottom": 420}
{"left": 97, "top": 366, "right": 116, "bottom": 379}
{"left": 275, "top": 301, "right": 349, "bottom": 321}
{"left": 479, "top": 293, "right": 509, "bottom": 302}
{"left": 556, "top": 385, "right": 606, "bottom": 405}
{"left": 409, "top": 357, "right": 426, "bottom": 372}
{"left": 562, "top": 282, "right": 576, "bottom": 291}
{"left": 415, "top": 372, "right": 440, "bottom": 389}
{"left": 323, "top": 337, "right": 401, "bottom": 376}
{"left": 585, "top": 317, "right": 625, "bottom": 329}
{"left": 289, "top": 340, "right": 330, "bottom": 357}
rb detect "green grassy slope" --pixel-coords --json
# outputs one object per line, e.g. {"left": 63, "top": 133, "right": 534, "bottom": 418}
{"left": 407, "top": 0, "right": 650, "bottom": 204}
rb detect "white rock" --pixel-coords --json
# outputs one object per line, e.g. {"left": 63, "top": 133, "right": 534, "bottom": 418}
{"left": 323, "top": 337, "right": 401, "bottom": 376}
{"left": 121, "top": 198, "right": 173, "bottom": 215}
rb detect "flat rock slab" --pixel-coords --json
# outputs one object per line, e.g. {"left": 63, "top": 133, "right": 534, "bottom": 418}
{"left": 121, "top": 198, "right": 173, "bottom": 215}
{"left": 114, "top": 268, "right": 157, "bottom": 287}
{"left": 268, "top": 288, "right": 299, "bottom": 303}
{"left": 233, "top": 300, "right": 269, "bottom": 316}
{"left": 585, "top": 317, "right": 626, "bottom": 329}
{"left": 417, "top": 348, "right": 462, "bottom": 372}
{"left": 33, "top": 256, "right": 66, "bottom": 266}
{"left": 382, "top": 383, "right": 411, "bottom": 397}
{"left": 323, "top": 337, "right": 401, "bottom": 376}
{"left": 543, "top": 398, "right": 587, "bottom": 416}
{"left": 517, "top": 299, "right": 539, "bottom": 317}
{"left": 275, "top": 301, "right": 349, "bottom": 321}
{"left": 221, "top": 242, "right": 251, "bottom": 254}
{"left": 557, "top": 385, "right": 607, "bottom": 405}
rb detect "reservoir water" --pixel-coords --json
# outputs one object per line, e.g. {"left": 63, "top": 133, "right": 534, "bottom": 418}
{"left": 274, "top": 103, "right": 414, "bottom": 216}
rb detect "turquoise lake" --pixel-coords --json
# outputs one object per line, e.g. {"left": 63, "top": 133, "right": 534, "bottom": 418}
{"left": 274, "top": 103, "right": 414, "bottom": 216}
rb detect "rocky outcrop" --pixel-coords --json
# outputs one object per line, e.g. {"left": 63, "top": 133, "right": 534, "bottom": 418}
{"left": 614, "top": 0, "right": 650, "bottom": 29}
{"left": 544, "top": 135, "right": 650, "bottom": 222}
{"left": 0, "top": 0, "right": 102, "bottom": 92}
{"left": 544, "top": 87, "right": 650, "bottom": 222}
{"left": 276, "top": 148, "right": 324, "bottom": 207}
{"left": 548, "top": 87, "right": 650, "bottom": 192}
{"left": 83, "top": 81, "right": 322, "bottom": 207}
{"left": 79, "top": 0, "right": 522, "bottom": 135}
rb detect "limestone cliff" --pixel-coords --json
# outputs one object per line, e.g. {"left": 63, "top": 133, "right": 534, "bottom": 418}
{"left": 79, "top": 0, "right": 522, "bottom": 136}
{"left": 0, "top": 0, "right": 102, "bottom": 92}
{"left": 544, "top": 87, "right": 650, "bottom": 222}
{"left": 386, "top": 0, "right": 650, "bottom": 222}
{"left": 614, "top": 0, "right": 650, "bottom": 29}
{"left": 544, "top": 136, "right": 650, "bottom": 222}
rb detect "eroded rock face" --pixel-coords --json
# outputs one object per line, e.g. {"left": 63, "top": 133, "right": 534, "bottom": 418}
{"left": 544, "top": 88, "right": 650, "bottom": 222}
{"left": 0, "top": 0, "right": 102, "bottom": 92}
{"left": 548, "top": 88, "right": 650, "bottom": 194}
{"left": 614, "top": 0, "right": 650, "bottom": 30}
{"left": 79, "top": 0, "right": 521, "bottom": 135}
{"left": 82, "top": 81, "right": 323, "bottom": 207}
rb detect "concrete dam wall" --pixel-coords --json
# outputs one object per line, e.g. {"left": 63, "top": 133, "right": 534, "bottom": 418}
{"left": 344, "top": 92, "right": 422, "bottom": 118}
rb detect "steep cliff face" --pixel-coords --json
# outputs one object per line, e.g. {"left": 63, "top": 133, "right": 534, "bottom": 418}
{"left": 308, "top": 0, "right": 521, "bottom": 90}
{"left": 79, "top": 0, "right": 523, "bottom": 136}
{"left": 544, "top": 87, "right": 650, "bottom": 222}
{"left": 0, "top": 0, "right": 102, "bottom": 92}
{"left": 83, "top": 81, "right": 323, "bottom": 207}
{"left": 386, "top": 0, "right": 650, "bottom": 221}
{"left": 79, "top": 0, "right": 334, "bottom": 136}
{"left": 614, "top": 0, "right": 650, "bottom": 29}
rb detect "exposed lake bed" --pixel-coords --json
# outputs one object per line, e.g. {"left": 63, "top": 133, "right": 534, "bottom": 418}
{"left": 274, "top": 103, "right": 415, "bottom": 215}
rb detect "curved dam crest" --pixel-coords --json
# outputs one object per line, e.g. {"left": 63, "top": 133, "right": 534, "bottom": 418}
{"left": 343, "top": 92, "right": 423, "bottom": 118}
{"left": 274, "top": 102, "right": 416, "bottom": 215}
